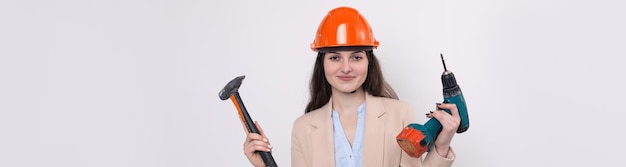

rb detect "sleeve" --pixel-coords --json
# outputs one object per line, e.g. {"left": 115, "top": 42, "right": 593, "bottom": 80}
{"left": 399, "top": 105, "right": 455, "bottom": 167}
{"left": 291, "top": 119, "right": 307, "bottom": 167}
{"left": 421, "top": 146, "right": 455, "bottom": 167}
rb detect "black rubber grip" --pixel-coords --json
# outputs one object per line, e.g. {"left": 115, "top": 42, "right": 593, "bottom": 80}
{"left": 259, "top": 151, "right": 277, "bottom": 167}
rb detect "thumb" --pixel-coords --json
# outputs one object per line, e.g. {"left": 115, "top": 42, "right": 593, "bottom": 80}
{"left": 254, "top": 121, "right": 266, "bottom": 137}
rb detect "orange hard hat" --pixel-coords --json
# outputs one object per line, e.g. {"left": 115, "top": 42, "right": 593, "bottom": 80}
{"left": 311, "top": 6, "right": 379, "bottom": 52}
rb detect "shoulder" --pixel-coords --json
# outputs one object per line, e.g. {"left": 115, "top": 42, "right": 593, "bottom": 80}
{"left": 368, "top": 95, "right": 412, "bottom": 111}
{"left": 292, "top": 102, "right": 330, "bottom": 132}
{"left": 366, "top": 95, "right": 416, "bottom": 123}
{"left": 292, "top": 110, "right": 315, "bottom": 128}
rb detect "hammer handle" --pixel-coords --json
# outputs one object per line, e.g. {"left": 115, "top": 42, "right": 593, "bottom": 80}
{"left": 231, "top": 92, "right": 278, "bottom": 167}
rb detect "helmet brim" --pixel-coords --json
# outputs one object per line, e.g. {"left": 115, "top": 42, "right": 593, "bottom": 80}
{"left": 316, "top": 46, "right": 374, "bottom": 53}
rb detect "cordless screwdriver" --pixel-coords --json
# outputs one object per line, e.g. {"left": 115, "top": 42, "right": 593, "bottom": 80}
{"left": 396, "top": 53, "right": 470, "bottom": 158}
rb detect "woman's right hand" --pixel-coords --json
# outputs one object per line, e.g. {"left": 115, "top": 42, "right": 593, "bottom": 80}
{"left": 243, "top": 121, "right": 272, "bottom": 167}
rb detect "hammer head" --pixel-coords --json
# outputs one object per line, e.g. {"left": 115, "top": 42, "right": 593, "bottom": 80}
{"left": 219, "top": 75, "right": 246, "bottom": 100}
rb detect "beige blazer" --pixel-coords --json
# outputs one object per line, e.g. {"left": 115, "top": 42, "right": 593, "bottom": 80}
{"left": 291, "top": 94, "right": 455, "bottom": 167}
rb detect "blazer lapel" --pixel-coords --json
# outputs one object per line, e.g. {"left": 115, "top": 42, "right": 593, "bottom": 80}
{"left": 362, "top": 94, "right": 387, "bottom": 166}
{"left": 310, "top": 99, "right": 335, "bottom": 167}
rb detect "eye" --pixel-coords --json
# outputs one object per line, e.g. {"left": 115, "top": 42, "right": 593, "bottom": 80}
{"left": 351, "top": 53, "right": 365, "bottom": 60}
{"left": 328, "top": 55, "right": 339, "bottom": 60}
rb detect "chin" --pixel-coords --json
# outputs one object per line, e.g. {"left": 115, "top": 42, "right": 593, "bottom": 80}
{"left": 339, "top": 87, "right": 360, "bottom": 93}
{"left": 341, "top": 90, "right": 356, "bottom": 94}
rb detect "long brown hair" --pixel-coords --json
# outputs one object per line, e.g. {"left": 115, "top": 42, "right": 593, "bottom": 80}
{"left": 304, "top": 50, "right": 398, "bottom": 113}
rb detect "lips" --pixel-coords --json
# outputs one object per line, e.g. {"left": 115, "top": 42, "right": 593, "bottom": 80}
{"left": 338, "top": 76, "right": 355, "bottom": 81}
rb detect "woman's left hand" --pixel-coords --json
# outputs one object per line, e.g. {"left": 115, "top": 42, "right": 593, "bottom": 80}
{"left": 427, "top": 103, "right": 461, "bottom": 157}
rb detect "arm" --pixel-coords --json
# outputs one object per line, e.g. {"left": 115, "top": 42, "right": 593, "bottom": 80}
{"left": 291, "top": 121, "right": 307, "bottom": 167}
{"left": 429, "top": 103, "right": 460, "bottom": 157}
{"left": 400, "top": 105, "right": 456, "bottom": 167}
{"left": 422, "top": 103, "right": 459, "bottom": 167}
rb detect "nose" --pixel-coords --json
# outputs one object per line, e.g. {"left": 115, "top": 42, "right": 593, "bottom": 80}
{"left": 340, "top": 59, "right": 352, "bottom": 73}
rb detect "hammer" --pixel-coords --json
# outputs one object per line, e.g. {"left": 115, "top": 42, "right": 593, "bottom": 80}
{"left": 219, "top": 75, "right": 278, "bottom": 167}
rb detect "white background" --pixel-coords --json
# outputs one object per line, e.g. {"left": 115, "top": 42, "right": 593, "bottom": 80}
{"left": 1, "top": 0, "right": 626, "bottom": 166}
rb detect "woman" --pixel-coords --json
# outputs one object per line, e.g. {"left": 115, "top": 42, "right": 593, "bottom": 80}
{"left": 244, "top": 6, "right": 460, "bottom": 167}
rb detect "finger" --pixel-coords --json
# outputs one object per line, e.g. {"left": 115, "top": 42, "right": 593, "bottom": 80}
{"left": 248, "top": 140, "right": 272, "bottom": 152}
{"left": 244, "top": 140, "right": 272, "bottom": 153}
{"left": 425, "top": 111, "right": 434, "bottom": 118}
{"left": 429, "top": 110, "right": 458, "bottom": 131}
{"left": 245, "top": 133, "right": 267, "bottom": 144}
{"left": 254, "top": 121, "right": 271, "bottom": 145}
{"left": 255, "top": 121, "right": 267, "bottom": 137}
{"left": 428, "top": 110, "right": 449, "bottom": 123}
{"left": 244, "top": 143, "right": 270, "bottom": 155}
{"left": 437, "top": 103, "right": 461, "bottom": 119}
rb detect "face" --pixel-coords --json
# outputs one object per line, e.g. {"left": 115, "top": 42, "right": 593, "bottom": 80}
{"left": 323, "top": 51, "right": 369, "bottom": 94}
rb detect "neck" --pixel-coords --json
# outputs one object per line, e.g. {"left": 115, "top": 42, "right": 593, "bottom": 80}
{"left": 331, "top": 88, "right": 366, "bottom": 114}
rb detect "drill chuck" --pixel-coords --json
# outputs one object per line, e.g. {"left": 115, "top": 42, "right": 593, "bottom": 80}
{"left": 441, "top": 71, "right": 457, "bottom": 89}
{"left": 441, "top": 71, "right": 460, "bottom": 97}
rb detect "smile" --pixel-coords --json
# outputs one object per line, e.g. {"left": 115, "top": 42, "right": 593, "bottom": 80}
{"left": 338, "top": 76, "right": 355, "bottom": 81}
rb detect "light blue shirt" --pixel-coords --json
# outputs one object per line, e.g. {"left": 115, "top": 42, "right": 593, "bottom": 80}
{"left": 332, "top": 102, "right": 366, "bottom": 167}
